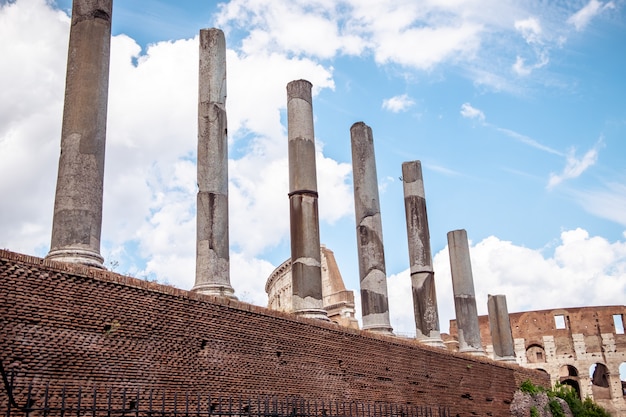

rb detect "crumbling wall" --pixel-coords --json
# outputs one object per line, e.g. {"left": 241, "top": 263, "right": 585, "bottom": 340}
{"left": 0, "top": 249, "right": 548, "bottom": 417}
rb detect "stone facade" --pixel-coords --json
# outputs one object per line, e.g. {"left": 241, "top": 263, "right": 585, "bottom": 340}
{"left": 265, "top": 246, "right": 359, "bottom": 329}
{"left": 450, "top": 305, "right": 626, "bottom": 416}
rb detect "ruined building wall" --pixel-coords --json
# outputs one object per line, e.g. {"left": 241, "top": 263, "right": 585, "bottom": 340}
{"left": 0, "top": 249, "right": 548, "bottom": 417}
{"left": 451, "top": 306, "right": 626, "bottom": 416}
{"left": 266, "top": 246, "right": 358, "bottom": 329}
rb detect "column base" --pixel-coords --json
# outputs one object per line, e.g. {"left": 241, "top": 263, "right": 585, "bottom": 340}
{"left": 459, "top": 346, "right": 486, "bottom": 356}
{"left": 417, "top": 336, "right": 447, "bottom": 349}
{"left": 495, "top": 356, "right": 517, "bottom": 363}
{"left": 363, "top": 325, "right": 394, "bottom": 335}
{"left": 191, "top": 283, "right": 237, "bottom": 299}
{"left": 294, "top": 308, "right": 330, "bottom": 321}
{"left": 46, "top": 248, "right": 105, "bottom": 269}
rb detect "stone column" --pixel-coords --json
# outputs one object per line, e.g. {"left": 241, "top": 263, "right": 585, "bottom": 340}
{"left": 350, "top": 122, "right": 393, "bottom": 334}
{"left": 447, "top": 229, "right": 484, "bottom": 354}
{"left": 487, "top": 294, "right": 516, "bottom": 362}
{"left": 46, "top": 0, "right": 113, "bottom": 268}
{"left": 192, "top": 28, "right": 235, "bottom": 298}
{"left": 402, "top": 161, "right": 443, "bottom": 347}
{"left": 287, "top": 80, "right": 327, "bottom": 320}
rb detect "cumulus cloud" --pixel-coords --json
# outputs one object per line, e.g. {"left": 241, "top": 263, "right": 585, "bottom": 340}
{"left": 568, "top": 0, "right": 616, "bottom": 31}
{"left": 547, "top": 144, "right": 600, "bottom": 189}
{"left": 382, "top": 94, "right": 415, "bottom": 113}
{"left": 388, "top": 229, "right": 626, "bottom": 334}
{"left": 0, "top": 0, "right": 351, "bottom": 302}
{"left": 460, "top": 102, "right": 485, "bottom": 122}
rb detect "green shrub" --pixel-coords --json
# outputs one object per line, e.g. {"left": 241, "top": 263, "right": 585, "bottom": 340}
{"left": 519, "top": 380, "right": 612, "bottom": 417}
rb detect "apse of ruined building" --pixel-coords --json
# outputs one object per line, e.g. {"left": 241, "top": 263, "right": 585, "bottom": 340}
{"left": 266, "top": 246, "right": 359, "bottom": 329}
{"left": 449, "top": 305, "right": 626, "bottom": 416}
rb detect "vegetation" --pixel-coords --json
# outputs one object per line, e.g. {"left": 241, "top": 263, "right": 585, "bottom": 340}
{"left": 519, "top": 380, "right": 612, "bottom": 417}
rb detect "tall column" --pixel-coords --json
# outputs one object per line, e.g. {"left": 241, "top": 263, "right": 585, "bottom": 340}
{"left": 192, "top": 29, "right": 235, "bottom": 298}
{"left": 350, "top": 122, "right": 393, "bottom": 334}
{"left": 447, "top": 229, "right": 484, "bottom": 355}
{"left": 402, "top": 161, "right": 443, "bottom": 347}
{"left": 487, "top": 294, "right": 516, "bottom": 362}
{"left": 287, "top": 80, "right": 327, "bottom": 320}
{"left": 46, "top": 0, "right": 113, "bottom": 268}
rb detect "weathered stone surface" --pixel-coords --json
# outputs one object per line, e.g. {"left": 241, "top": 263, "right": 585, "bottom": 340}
{"left": 402, "top": 161, "right": 443, "bottom": 347}
{"left": 192, "top": 28, "right": 235, "bottom": 298}
{"left": 488, "top": 294, "right": 516, "bottom": 361}
{"left": 46, "top": 0, "right": 113, "bottom": 269}
{"left": 287, "top": 80, "right": 326, "bottom": 320}
{"left": 350, "top": 122, "right": 392, "bottom": 334}
{"left": 447, "top": 229, "right": 484, "bottom": 354}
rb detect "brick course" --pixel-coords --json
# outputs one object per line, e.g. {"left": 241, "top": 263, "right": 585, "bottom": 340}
{"left": 0, "top": 249, "right": 548, "bottom": 416}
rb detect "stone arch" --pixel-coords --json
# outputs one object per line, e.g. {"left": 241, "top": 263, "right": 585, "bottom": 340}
{"left": 526, "top": 344, "right": 546, "bottom": 363}
{"left": 558, "top": 364, "right": 580, "bottom": 399}
{"left": 559, "top": 364, "right": 579, "bottom": 378}
{"left": 589, "top": 363, "right": 611, "bottom": 400}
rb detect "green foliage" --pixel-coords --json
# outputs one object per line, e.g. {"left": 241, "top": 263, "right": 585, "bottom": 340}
{"left": 520, "top": 379, "right": 543, "bottom": 395}
{"left": 518, "top": 380, "right": 612, "bottom": 417}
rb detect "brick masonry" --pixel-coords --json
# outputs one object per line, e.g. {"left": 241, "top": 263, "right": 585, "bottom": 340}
{"left": 0, "top": 249, "right": 548, "bottom": 416}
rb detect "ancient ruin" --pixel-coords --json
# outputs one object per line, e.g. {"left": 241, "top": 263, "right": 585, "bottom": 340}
{"left": 46, "top": 0, "right": 112, "bottom": 268}
{"left": 487, "top": 294, "right": 516, "bottom": 362}
{"left": 450, "top": 305, "right": 626, "bottom": 416}
{"left": 287, "top": 80, "right": 327, "bottom": 321}
{"left": 447, "top": 229, "right": 485, "bottom": 355}
{"left": 350, "top": 122, "right": 393, "bottom": 334}
{"left": 192, "top": 28, "right": 235, "bottom": 298}
{"left": 402, "top": 160, "right": 444, "bottom": 347}
{"left": 7, "top": 1, "right": 624, "bottom": 416}
{"left": 266, "top": 246, "right": 359, "bottom": 329}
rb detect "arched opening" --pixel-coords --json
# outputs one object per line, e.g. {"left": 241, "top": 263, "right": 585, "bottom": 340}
{"left": 561, "top": 379, "right": 581, "bottom": 400}
{"left": 559, "top": 364, "right": 579, "bottom": 378}
{"left": 559, "top": 365, "right": 580, "bottom": 399}
{"left": 589, "top": 363, "right": 611, "bottom": 400}
{"left": 526, "top": 344, "right": 546, "bottom": 363}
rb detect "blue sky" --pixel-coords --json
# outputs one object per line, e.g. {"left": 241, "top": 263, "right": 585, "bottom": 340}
{"left": 1, "top": 0, "right": 626, "bottom": 344}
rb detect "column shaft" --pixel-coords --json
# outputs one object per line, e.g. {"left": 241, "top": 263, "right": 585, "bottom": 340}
{"left": 402, "top": 161, "right": 443, "bottom": 346}
{"left": 447, "top": 229, "right": 484, "bottom": 354}
{"left": 487, "top": 294, "right": 516, "bottom": 361}
{"left": 350, "top": 122, "right": 392, "bottom": 334}
{"left": 193, "top": 28, "right": 235, "bottom": 298}
{"left": 287, "top": 80, "right": 327, "bottom": 320}
{"left": 47, "top": 0, "right": 113, "bottom": 268}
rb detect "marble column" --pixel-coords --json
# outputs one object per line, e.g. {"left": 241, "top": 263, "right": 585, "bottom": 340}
{"left": 350, "top": 122, "right": 393, "bottom": 334}
{"left": 192, "top": 28, "right": 235, "bottom": 298}
{"left": 402, "top": 161, "right": 444, "bottom": 347}
{"left": 447, "top": 229, "right": 484, "bottom": 355}
{"left": 287, "top": 80, "right": 327, "bottom": 320}
{"left": 46, "top": 0, "right": 113, "bottom": 268}
{"left": 487, "top": 294, "right": 516, "bottom": 362}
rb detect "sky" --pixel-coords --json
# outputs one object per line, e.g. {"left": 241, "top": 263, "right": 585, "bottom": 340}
{"left": 1, "top": 0, "right": 626, "bottom": 351}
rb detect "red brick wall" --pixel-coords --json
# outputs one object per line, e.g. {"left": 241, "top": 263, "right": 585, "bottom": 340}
{"left": 0, "top": 250, "right": 548, "bottom": 416}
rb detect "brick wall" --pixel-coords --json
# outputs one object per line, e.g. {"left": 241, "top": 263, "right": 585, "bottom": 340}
{"left": 0, "top": 250, "right": 548, "bottom": 416}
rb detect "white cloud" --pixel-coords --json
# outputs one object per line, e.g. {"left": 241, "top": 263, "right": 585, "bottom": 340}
{"left": 547, "top": 144, "right": 600, "bottom": 189}
{"left": 567, "top": 0, "right": 616, "bottom": 31}
{"left": 382, "top": 94, "right": 415, "bottom": 113}
{"left": 572, "top": 181, "right": 626, "bottom": 227}
{"left": 388, "top": 229, "right": 626, "bottom": 334}
{"left": 514, "top": 17, "right": 542, "bottom": 45}
{"left": 460, "top": 102, "right": 485, "bottom": 122}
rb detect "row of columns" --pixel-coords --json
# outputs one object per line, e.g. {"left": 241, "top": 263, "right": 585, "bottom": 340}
{"left": 46, "top": 0, "right": 514, "bottom": 360}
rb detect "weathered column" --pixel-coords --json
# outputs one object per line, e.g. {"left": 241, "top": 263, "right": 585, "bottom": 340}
{"left": 402, "top": 161, "right": 444, "bottom": 347}
{"left": 447, "top": 229, "right": 484, "bottom": 355}
{"left": 487, "top": 294, "right": 516, "bottom": 362}
{"left": 350, "top": 122, "right": 393, "bottom": 334}
{"left": 192, "top": 28, "right": 235, "bottom": 298}
{"left": 287, "top": 80, "right": 327, "bottom": 320}
{"left": 46, "top": 0, "right": 113, "bottom": 268}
